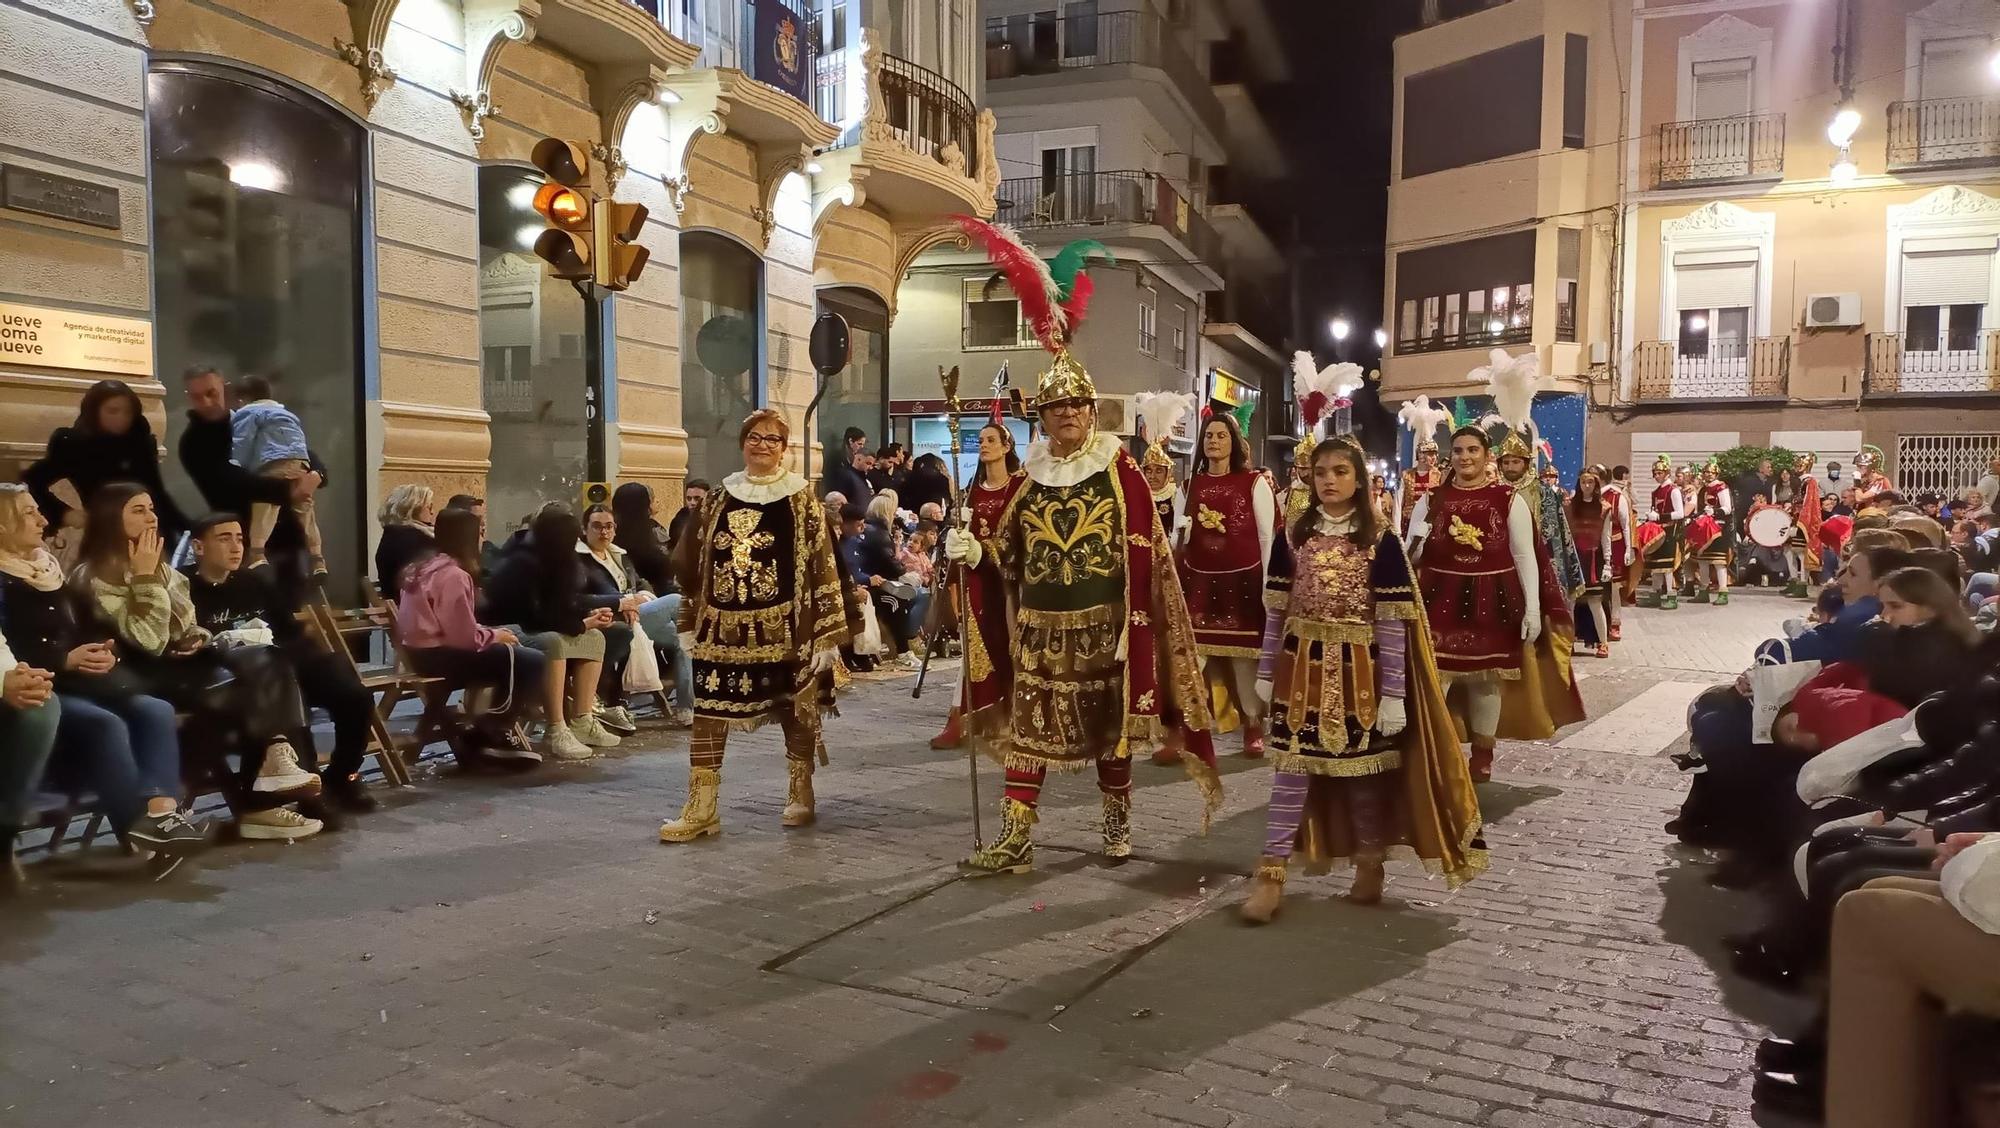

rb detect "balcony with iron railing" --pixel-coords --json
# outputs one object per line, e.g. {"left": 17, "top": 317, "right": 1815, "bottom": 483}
{"left": 815, "top": 47, "right": 978, "bottom": 167}
{"left": 1654, "top": 113, "right": 1786, "bottom": 188}
{"left": 1887, "top": 97, "right": 2000, "bottom": 171}
{"left": 1631, "top": 338, "right": 1789, "bottom": 401}
{"left": 982, "top": 11, "right": 1224, "bottom": 142}
{"left": 994, "top": 170, "right": 1220, "bottom": 269}
{"left": 1866, "top": 331, "right": 2000, "bottom": 395}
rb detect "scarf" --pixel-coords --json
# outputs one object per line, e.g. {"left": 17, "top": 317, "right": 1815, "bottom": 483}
{"left": 0, "top": 547, "right": 65, "bottom": 592}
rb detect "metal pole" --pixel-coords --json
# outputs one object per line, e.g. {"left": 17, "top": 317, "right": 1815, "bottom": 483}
{"left": 911, "top": 366, "right": 980, "bottom": 848}
{"left": 579, "top": 281, "right": 608, "bottom": 482}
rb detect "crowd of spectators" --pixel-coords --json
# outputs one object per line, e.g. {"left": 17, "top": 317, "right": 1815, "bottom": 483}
{"left": 0, "top": 371, "right": 713, "bottom": 895}
{"left": 1670, "top": 479, "right": 2000, "bottom": 1126}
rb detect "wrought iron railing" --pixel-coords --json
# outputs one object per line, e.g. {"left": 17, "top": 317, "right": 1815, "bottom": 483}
{"left": 1632, "top": 337, "right": 1788, "bottom": 400}
{"left": 1866, "top": 330, "right": 2000, "bottom": 394}
{"left": 1887, "top": 96, "right": 2000, "bottom": 170}
{"left": 983, "top": 11, "right": 1223, "bottom": 139}
{"left": 644, "top": 0, "right": 816, "bottom": 106}
{"left": 994, "top": 171, "right": 1220, "bottom": 265}
{"left": 814, "top": 46, "right": 977, "bottom": 172}
{"left": 1655, "top": 112, "right": 1786, "bottom": 187}
{"left": 1396, "top": 320, "right": 1531, "bottom": 357}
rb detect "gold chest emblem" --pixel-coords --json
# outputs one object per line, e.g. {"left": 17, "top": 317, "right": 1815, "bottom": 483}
{"left": 1021, "top": 490, "right": 1119, "bottom": 586}
{"left": 1196, "top": 503, "right": 1226, "bottom": 532}
{"left": 712, "top": 507, "right": 778, "bottom": 604}
{"left": 1447, "top": 514, "right": 1485, "bottom": 551}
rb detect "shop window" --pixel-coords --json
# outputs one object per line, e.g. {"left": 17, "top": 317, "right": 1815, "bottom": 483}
{"left": 816, "top": 287, "right": 889, "bottom": 468}
{"left": 963, "top": 277, "right": 1030, "bottom": 347}
{"left": 682, "top": 232, "right": 765, "bottom": 484}
{"left": 147, "top": 62, "right": 366, "bottom": 595}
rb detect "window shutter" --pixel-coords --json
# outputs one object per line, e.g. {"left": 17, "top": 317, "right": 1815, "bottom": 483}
{"left": 1692, "top": 59, "right": 1752, "bottom": 120}
{"left": 1675, "top": 260, "right": 1755, "bottom": 311}
{"left": 1903, "top": 249, "right": 1994, "bottom": 307}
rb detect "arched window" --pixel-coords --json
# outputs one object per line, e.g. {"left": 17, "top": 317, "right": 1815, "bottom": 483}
{"left": 148, "top": 62, "right": 366, "bottom": 594}
{"left": 680, "top": 232, "right": 764, "bottom": 482}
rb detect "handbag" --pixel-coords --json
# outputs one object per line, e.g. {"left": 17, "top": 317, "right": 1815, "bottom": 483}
{"left": 623, "top": 618, "right": 665, "bottom": 694}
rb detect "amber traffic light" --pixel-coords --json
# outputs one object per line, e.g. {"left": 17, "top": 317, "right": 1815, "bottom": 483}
{"left": 529, "top": 139, "right": 595, "bottom": 281}
{"left": 595, "top": 199, "right": 649, "bottom": 291}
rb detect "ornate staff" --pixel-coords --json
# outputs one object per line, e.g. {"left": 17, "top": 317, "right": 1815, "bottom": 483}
{"left": 913, "top": 364, "right": 981, "bottom": 847}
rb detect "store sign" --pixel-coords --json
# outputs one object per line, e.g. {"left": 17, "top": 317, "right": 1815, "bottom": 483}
{"left": 1, "top": 166, "right": 121, "bottom": 229}
{"left": 0, "top": 302, "right": 154, "bottom": 377}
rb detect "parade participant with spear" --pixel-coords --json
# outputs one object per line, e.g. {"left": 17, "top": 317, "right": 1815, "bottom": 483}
{"left": 928, "top": 374, "right": 1025, "bottom": 753}
{"left": 944, "top": 214, "right": 1221, "bottom": 875}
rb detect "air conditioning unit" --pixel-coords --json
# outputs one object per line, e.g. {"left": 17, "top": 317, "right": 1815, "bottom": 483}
{"left": 1805, "top": 292, "right": 1862, "bottom": 328}
{"left": 1096, "top": 394, "right": 1135, "bottom": 435}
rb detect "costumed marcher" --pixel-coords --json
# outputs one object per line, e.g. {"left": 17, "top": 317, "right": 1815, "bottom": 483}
{"left": 944, "top": 215, "right": 1221, "bottom": 875}
{"left": 930, "top": 406, "right": 1026, "bottom": 751}
{"left": 1239, "top": 436, "right": 1485, "bottom": 923}
{"left": 1392, "top": 395, "right": 1451, "bottom": 539}
{"left": 1497, "top": 436, "right": 1584, "bottom": 601}
{"left": 658, "top": 408, "right": 852, "bottom": 842}
{"left": 1785, "top": 452, "right": 1823, "bottom": 598}
{"left": 1177, "top": 411, "right": 1277, "bottom": 759}
{"left": 1853, "top": 444, "right": 1894, "bottom": 508}
{"left": 1640, "top": 454, "right": 1688, "bottom": 609}
{"left": 1685, "top": 458, "right": 1735, "bottom": 605}
{"left": 1595, "top": 463, "right": 1634, "bottom": 639}
{"left": 1567, "top": 467, "right": 1617, "bottom": 659}
{"left": 1133, "top": 391, "right": 1195, "bottom": 552}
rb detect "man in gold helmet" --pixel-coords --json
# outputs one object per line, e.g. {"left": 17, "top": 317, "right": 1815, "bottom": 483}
{"left": 945, "top": 350, "right": 1222, "bottom": 874}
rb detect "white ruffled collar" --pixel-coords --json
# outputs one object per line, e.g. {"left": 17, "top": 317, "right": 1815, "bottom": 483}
{"left": 1025, "top": 431, "right": 1121, "bottom": 488}
{"left": 1151, "top": 482, "right": 1177, "bottom": 502}
{"left": 723, "top": 469, "right": 808, "bottom": 504}
{"left": 1314, "top": 506, "right": 1359, "bottom": 536}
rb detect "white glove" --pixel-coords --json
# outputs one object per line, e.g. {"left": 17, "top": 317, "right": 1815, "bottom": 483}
{"left": 957, "top": 506, "right": 974, "bottom": 527}
{"left": 1521, "top": 612, "right": 1542, "bottom": 645}
{"left": 1625, "top": 548, "right": 1636, "bottom": 567}
{"left": 1255, "top": 678, "right": 1273, "bottom": 705}
{"left": 1376, "top": 696, "right": 1406, "bottom": 737}
{"left": 678, "top": 630, "right": 697, "bottom": 654}
{"left": 944, "top": 528, "right": 981, "bottom": 568}
{"left": 809, "top": 648, "right": 837, "bottom": 677}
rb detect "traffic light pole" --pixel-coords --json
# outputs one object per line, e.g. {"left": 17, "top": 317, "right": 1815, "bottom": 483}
{"left": 576, "top": 279, "right": 607, "bottom": 483}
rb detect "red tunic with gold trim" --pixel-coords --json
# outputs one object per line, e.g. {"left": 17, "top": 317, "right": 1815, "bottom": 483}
{"left": 1414, "top": 480, "right": 1526, "bottom": 675}
{"left": 960, "top": 470, "right": 1027, "bottom": 725}
{"left": 1398, "top": 467, "right": 1442, "bottom": 532}
{"left": 1602, "top": 482, "right": 1630, "bottom": 580}
{"left": 1181, "top": 469, "right": 1270, "bottom": 658}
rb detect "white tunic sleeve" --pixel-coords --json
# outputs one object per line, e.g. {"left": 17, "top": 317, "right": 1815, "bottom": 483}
{"left": 1508, "top": 492, "right": 1539, "bottom": 623}
{"left": 1251, "top": 475, "right": 1276, "bottom": 587}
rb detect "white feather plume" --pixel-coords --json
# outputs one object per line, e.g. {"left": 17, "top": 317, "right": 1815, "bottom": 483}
{"left": 1466, "top": 347, "right": 1549, "bottom": 434}
{"left": 1132, "top": 390, "right": 1194, "bottom": 446}
{"left": 1290, "top": 350, "right": 1362, "bottom": 402}
{"left": 1396, "top": 394, "right": 1451, "bottom": 444}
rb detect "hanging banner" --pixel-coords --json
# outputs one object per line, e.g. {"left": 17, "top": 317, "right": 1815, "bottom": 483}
{"left": 0, "top": 301, "right": 153, "bottom": 377}
{"left": 753, "top": 1, "right": 812, "bottom": 104}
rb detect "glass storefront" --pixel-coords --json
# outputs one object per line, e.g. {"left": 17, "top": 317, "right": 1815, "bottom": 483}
{"left": 814, "top": 286, "right": 888, "bottom": 478}
{"left": 475, "top": 166, "right": 592, "bottom": 534}
{"left": 148, "top": 62, "right": 365, "bottom": 595}
{"left": 680, "top": 232, "right": 763, "bottom": 483}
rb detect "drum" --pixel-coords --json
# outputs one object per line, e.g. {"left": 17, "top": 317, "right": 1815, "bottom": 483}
{"left": 1746, "top": 505, "right": 1795, "bottom": 549}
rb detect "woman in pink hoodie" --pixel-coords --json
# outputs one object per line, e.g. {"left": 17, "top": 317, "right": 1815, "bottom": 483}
{"left": 399, "top": 508, "right": 548, "bottom": 763}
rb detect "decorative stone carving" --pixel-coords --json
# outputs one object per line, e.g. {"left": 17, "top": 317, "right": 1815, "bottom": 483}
{"left": 1684, "top": 13, "right": 1771, "bottom": 50}
{"left": 1905, "top": 184, "right": 2000, "bottom": 218}
{"left": 750, "top": 205, "right": 776, "bottom": 247}
{"left": 937, "top": 140, "right": 966, "bottom": 175}
{"left": 858, "top": 30, "right": 896, "bottom": 145}
{"left": 1661, "top": 200, "right": 1768, "bottom": 238}
{"left": 450, "top": 89, "right": 502, "bottom": 143}
{"left": 335, "top": 38, "right": 398, "bottom": 110}
{"left": 976, "top": 108, "right": 1000, "bottom": 198}
{"left": 591, "top": 142, "right": 628, "bottom": 191}
{"left": 126, "top": 0, "right": 154, "bottom": 25}
{"left": 662, "top": 173, "right": 691, "bottom": 216}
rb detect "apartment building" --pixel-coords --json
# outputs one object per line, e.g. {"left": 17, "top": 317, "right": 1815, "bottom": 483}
{"left": 888, "top": 0, "right": 1291, "bottom": 475}
{"left": 1385, "top": 0, "right": 2000, "bottom": 497}
{"left": 0, "top": 0, "right": 995, "bottom": 597}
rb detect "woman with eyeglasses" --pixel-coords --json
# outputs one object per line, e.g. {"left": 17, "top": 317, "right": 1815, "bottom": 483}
{"left": 657, "top": 409, "right": 852, "bottom": 843}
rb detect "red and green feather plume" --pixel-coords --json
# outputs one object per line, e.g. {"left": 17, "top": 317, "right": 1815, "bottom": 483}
{"left": 953, "top": 215, "right": 1112, "bottom": 353}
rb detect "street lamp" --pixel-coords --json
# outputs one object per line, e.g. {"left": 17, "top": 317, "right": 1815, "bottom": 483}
{"left": 1330, "top": 317, "right": 1351, "bottom": 342}
{"left": 1373, "top": 327, "right": 1388, "bottom": 349}
{"left": 1826, "top": 105, "right": 1861, "bottom": 147}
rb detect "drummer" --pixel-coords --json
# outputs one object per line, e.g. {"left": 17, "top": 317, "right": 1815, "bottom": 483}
{"left": 1741, "top": 497, "right": 1794, "bottom": 589}
{"left": 1640, "top": 453, "right": 1688, "bottom": 610}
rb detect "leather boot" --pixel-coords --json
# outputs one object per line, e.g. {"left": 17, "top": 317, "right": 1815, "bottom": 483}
{"left": 1468, "top": 740, "right": 1495, "bottom": 783}
{"left": 930, "top": 707, "right": 964, "bottom": 750}
{"left": 960, "top": 798, "right": 1035, "bottom": 876}
{"left": 1242, "top": 721, "right": 1265, "bottom": 759}
{"left": 659, "top": 766, "right": 722, "bottom": 843}
{"left": 782, "top": 759, "right": 815, "bottom": 828}
{"left": 1101, "top": 791, "right": 1132, "bottom": 860}
{"left": 1349, "top": 854, "right": 1387, "bottom": 905}
{"left": 1240, "top": 857, "right": 1285, "bottom": 924}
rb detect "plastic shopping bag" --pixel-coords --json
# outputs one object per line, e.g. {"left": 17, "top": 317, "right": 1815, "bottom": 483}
{"left": 623, "top": 618, "right": 665, "bottom": 694}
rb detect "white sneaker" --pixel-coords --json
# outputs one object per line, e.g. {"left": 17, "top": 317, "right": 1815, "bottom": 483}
{"left": 571, "top": 714, "right": 622, "bottom": 748}
{"left": 237, "top": 805, "right": 322, "bottom": 841}
{"left": 546, "top": 724, "right": 593, "bottom": 761}
{"left": 252, "top": 740, "right": 320, "bottom": 795}
{"left": 597, "top": 705, "right": 638, "bottom": 735}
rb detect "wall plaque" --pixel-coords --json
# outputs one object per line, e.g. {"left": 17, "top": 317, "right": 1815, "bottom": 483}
{"left": 0, "top": 302, "right": 153, "bottom": 377}
{"left": 1, "top": 166, "right": 122, "bottom": 230}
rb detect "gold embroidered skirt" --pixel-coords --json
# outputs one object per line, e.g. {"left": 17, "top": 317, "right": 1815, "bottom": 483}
{"left": 990, "top": 604, "right": 1126, "bottom": 771}
{"left": 1267, "top": 620, "right": 1402, "bottom": 778}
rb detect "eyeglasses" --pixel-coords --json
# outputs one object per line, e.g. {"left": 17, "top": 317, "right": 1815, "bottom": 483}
{"left": 744, "top": 432, "right": 787, "bottom": 448}
{"left": 587, "top": 522, "right": 616, "bottom": 533}
{"left": 1044, "top": 402, "right": 1091, "bottom": 417}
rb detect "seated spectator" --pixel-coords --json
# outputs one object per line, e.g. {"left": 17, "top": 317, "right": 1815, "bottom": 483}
{"left": 898, "top": 454, "right": 953, "bottom": 519}
{"left": 856, "top": 495, "right": 917, "bottom": 669}
{"left": 443, "top": 494, "right": 502, "bottom": 575}
{"left": 177, "top": 365, "right": 325, "bottom": 598}
{"left": 230, "top": 374, "right": 325, "bottom": 573}
{"left": 1754, "top": 545, "right": 1913, "bottom": 665}
{"left": 22, "top": 379, "right": 189, "bottom": 552}
{"left": 581, "top": 503, "right": 693, "bottom": 728}
{"left": 0, "top": 484, "right": 206, "bottom": 860}
{"left": 375, "top": 484, "right": 438, "bottom": 599}
{"left": 0, "top": 621, "right": 59, "bottom": 895}
{"left": 399, "top": 507, "right": 548, "bottom": 766}
{"left": 484, "top": 506, "right": 618, "bottom": 760}
{"left": 899, "top": 519, "right": 938, "bottom": 587}
{"left": 823, "top": 492, "right": 847, "bottom": 537}
{"left": 76, "top": 484, "right": 324, "bottom": 841}
{"left": 183, "top": 513, "right": 379, "bottom": 813}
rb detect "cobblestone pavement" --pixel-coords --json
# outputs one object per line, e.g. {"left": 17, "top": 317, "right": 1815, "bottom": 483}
{"left": 1, "top": 592, "right": 1817, "bottom": 1127}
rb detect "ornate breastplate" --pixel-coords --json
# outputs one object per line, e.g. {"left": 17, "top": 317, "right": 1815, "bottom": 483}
{"left": 1291, "top": 532, "right": 1375, "bottom": 626}
{"left": 708, "top": 495, "right": 795, "bottom": 610}
{"left": 1019, "top": 471, "right": 1124, "bottom": 612}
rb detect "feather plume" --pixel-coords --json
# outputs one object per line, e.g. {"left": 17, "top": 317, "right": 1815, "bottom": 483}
{"left": 1048, "top": 240, "right": 1113, "bottom": 301}
{"left": 1059, "top": 271, "right": 1097, "bottom": 330}
{"left": 1466, "top": 347, "right": 1550, "bottom": 435}
{"left": 1396, "top": 394, "right": 1452, "bottom": 445}
{"left": 1291, "top": 350, "right": 1363, "bottom": 433}
{"left": 955, "top": 215, "right": 1065, "bottom": 351}
{"left": 1132, "top": 391, "right": 1194, "bottom": 446}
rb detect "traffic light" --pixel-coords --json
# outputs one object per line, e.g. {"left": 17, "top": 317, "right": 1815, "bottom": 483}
{"left": 529, "top": 138, "right": 594, "bottom": 281}
{"left": 595, "top": 199, "right": 649, "bottom": 291}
